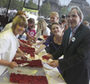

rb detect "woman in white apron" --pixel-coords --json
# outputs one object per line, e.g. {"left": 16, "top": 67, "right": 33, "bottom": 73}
{"left": 0, "top": 15, "right": 27, "bottom": 76}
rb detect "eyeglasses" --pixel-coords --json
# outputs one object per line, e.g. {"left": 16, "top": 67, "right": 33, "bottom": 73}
{"left": 67, "top": 14, "right": 77, "bottom": 18}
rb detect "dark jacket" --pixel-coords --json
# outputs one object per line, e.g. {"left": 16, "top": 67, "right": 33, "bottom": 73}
{"left": 53, "top": 24, "right": 90, "bottom": 84}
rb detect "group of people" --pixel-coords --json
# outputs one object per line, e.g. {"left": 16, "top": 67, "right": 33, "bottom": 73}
{"left": 47, "top": 6, "right": 90, "bottom": 84}
{"left": 35, "top": 6, "right": 90, "bottom": 84}
{"left": 0, "top": 5, "right": 90, "bottom": 84}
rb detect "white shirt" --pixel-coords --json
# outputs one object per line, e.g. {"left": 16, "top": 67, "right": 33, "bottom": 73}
{"left": 0, "top": 28, "right": 19, "bottom": 75}
{"left": 43, "top": 27, "right": 51, "bottom": 36}
{"left": 2, "top": 22, "right": 12, "bottom": 32}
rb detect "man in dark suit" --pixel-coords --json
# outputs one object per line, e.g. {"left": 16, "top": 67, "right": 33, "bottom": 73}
{"left": 48, "top": 6, "right": 90, "bottom": 84}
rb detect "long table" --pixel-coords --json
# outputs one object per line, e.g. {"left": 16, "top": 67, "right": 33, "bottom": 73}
{"left": 0, "top": 40, "right": 66, "bottom": 84}
{"left": 0, "top": 65, "right": 66, "bottom": 84}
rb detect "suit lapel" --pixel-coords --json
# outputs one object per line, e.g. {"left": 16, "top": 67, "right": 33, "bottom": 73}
{"left": 63, "top": 28, "right": 71, "bottom": 52}
{"left": 66, "top": 24, "right": 84, "bottom": 49}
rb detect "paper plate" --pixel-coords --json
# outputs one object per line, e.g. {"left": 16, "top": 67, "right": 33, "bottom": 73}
{"left": 43, "top": 63, "right": 54, "bottom": 70}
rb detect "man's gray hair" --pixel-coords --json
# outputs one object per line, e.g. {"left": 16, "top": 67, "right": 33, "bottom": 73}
{"left": 69, "top": 6, "right": 84, "bottom": 22}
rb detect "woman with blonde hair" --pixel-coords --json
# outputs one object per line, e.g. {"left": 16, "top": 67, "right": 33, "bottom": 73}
{"left": 36, "top": 19, "right": 51, "bottom": 40}
{"left": 48, "top": 12, "right": 60, "bottom": 30}
{"left": 50, "top": 12, "right": 59, "bottom": 23}
{"left": 0, "top": 15, "right": 27, "bottom": 76}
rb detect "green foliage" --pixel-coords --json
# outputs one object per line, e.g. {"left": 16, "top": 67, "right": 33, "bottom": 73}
{"left": 0, "top": 0, "right": 38, "bottom": 10}
{"left": 0, "top": 0, "right": 24, "bottom": 10}
{"left": 25, "top": 0, "right": 38, "bottom": 9}
{"left": 0, "top": 0, "right": 10, "bottom": 8}
{"left": 9, "top": 0, "right": 24, "bottom": 10}
{"left": 84, "top": 15, "right": 90, "bottom": 22}
{"left": 39, "top": 2, "right": 51, "bottom": 17}
{"left": 60, "top": 6, "right": 68, "bottom": 15}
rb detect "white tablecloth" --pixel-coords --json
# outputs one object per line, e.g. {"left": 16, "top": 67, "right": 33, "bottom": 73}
{"left": 33, "top": 43, "right": 66, "bottom": 84}
{"left": 44, "top": 67, "right": 66, "bottom": 84}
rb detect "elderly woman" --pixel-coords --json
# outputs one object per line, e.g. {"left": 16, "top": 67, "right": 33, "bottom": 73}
{"left": 35, "top": 22, "right": 64, "bottom": 57}
{"left": 48, "top": 12, "right": 60, "bottom": 30}
{"left": 0, "top": 15, "right": 27, "bottom": 76}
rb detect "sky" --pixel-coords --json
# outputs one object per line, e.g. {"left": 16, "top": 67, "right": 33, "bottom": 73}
{"left": 60, "top": 0, "right": 90, "bottom": 5}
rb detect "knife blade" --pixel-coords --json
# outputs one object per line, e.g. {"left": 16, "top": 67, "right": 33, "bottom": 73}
{"left": 18, "top": 63, "right": 29, "bottom": 67}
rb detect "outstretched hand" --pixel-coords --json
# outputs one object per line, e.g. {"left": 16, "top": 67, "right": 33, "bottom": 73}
{"left": 8, "top": 62, "right": 18, "bottom": 68}
{"left": 47, "top": 60, "right": 59, "bottom": 67}
{"left": 27, "top": 33, "right": 36, "bottom": 43}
